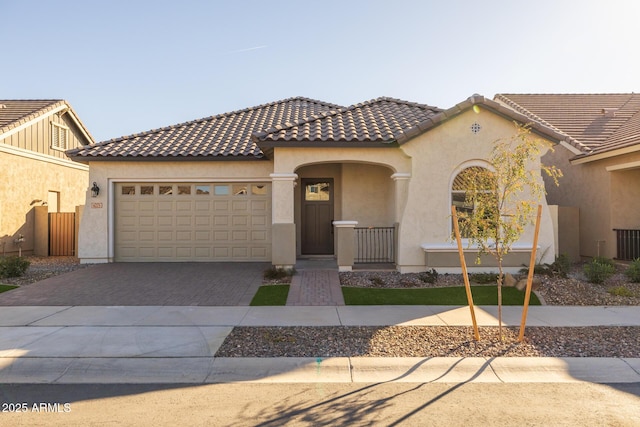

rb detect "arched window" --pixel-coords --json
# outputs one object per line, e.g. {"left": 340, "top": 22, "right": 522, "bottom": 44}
{"left": 451, "top": 166, "right": 496, "bottom": 237}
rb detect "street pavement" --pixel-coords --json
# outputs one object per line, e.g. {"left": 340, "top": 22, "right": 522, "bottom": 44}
{"left": 0, "top": 305, "right": 639, "bottom": 384}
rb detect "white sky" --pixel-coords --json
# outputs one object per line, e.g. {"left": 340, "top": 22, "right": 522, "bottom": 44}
{"left": 2, "top": 0, "right": 639, "bottom": 142}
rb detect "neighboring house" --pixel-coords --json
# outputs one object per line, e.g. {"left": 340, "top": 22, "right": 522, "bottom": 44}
{"left": 0, "top": 100, "right": 94, "bottom": 257}
{"left": 495, "top": 94, "right": 640, "bottom": 261}
{"left": 67, "top": 95, "right": 568, "bottom": 273}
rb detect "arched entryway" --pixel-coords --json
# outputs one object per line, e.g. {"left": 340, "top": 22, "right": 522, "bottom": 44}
{"left": 295, "top": 162, "right": 396, "bottom": 259}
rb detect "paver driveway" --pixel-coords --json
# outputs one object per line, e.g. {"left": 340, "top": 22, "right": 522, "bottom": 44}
{"left": 0, "top": 263, "right": 269, "bottom": 306}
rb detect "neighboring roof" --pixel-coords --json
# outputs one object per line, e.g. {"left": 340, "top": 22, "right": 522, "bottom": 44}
{"left": 0, "top": 99, "right": 95, "bottom": 144}
{"left": 495, "top": 93, "right": 640, "bottom": 159}
{"left": 67, "top": 97, "right": 342, "bottom": 162}
{"left": 253, "top": 97, "right": 443, "bottom": 154}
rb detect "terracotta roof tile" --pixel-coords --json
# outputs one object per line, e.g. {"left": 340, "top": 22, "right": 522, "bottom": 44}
{"left": 495, "top": 93, "right": 640, "bottom": 156}
{"left": 254, "top": 97, "right": 443, "bottom": 149}
{"left": 67, "top": 97, "right": 342, "bottom": 161}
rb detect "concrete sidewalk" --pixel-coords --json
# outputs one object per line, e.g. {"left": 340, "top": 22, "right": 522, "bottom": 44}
{"left": 0, "top": 305, "right": 639, "bottom": 384}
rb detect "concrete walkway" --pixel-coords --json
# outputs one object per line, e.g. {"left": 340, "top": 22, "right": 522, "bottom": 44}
{"left": 0, "top": 305, "right": 639, "bottom": 384}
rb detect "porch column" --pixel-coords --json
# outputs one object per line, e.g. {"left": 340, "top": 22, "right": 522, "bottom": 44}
{"left": 391, "top": 173, "right": 411, "bottom": 223}
{"left": 270, "top": 173, "right": 298, "bottom": 268}
{"left": 333, "top": 220, "right": 358, "bottom": 272}
{"left": 391, "top": 173, "right": 410, "bottom": 267}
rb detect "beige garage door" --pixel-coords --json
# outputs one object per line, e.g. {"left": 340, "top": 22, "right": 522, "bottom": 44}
{"left": 115, "top": 182, "right": 271, "bottom": 262}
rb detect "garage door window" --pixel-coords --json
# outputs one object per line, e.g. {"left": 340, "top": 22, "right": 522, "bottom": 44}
{"left": 196, "top": 185, "right": 210, "bottom": 195}
{"left": 178, "top": 185, "right": 191, "bottom": 195}
{"left": 214, "top": 185, "right": 229, "bottom": 196}
{"left": 233, "top": 184, "right": 248, "bottom": 195}
{"left": 122, "top": 186, "right": 135, "bottom": 195}
{"left": 141, "top": 186, "right": 154, "bottom": 195}
{"left": 159, "top": 186, "right": 173, "bottom": 195}
{"left": 252, "top": 184, "right": 267, "bottom": 195}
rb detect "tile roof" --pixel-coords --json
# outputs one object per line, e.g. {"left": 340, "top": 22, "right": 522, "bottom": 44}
{"left": 256, "top": 94, "right": 571, "bottom": 149}
{"left": 67, "top": 97, "right": 342, "bottom": 161}
{"left": 254, "top": 97, "right": 443, "bottom": 151}
{"left": 495, "top": 93, "right": 640, "bottom": 157}
{"left": 0, "top": 99, "right": 65, "bottom": 134}
{"left": 0, "top": 99, "right": 95, "bottom": 144}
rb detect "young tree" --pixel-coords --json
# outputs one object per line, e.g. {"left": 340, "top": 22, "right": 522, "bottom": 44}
{"left": 454, "top": 124, "right": 562, "bottom": 338}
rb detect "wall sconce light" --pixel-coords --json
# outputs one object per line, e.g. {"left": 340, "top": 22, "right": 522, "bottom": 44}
{"left": 91, "top": 182, "right": 100, "bottom": 198}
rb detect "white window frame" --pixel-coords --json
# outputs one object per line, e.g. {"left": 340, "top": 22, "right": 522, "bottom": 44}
{"left": 51, "top": 122, "right": 69, "bottom": 150}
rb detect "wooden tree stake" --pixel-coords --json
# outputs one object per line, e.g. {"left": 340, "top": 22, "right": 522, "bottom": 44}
{"left": 452, "top": 205, "right": 480, "bottom": 341}
{"left": 518, "top": 204, "right": 542, "bottom": 341}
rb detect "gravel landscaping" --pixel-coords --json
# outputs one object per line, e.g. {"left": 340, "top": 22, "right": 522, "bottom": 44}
{"left": 3, "top": 256, "right": 640, "bottom": 358}
{"left": 216, "top": 326, "right": 640, "bottom": 358}
{"left": 225, "top": 263, "right": 640, "bottom": 358}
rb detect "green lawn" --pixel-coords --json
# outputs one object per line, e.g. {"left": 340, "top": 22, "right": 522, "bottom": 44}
{"left": 0, "top": 284, "right": 18, "bottom": 294}
{"left": 250, "top": 285, "right": 290, "bottom": 306}
{"left": 250, "top": 284, "right": 540, "bottom": 306}
{"left": 343, "top": 286, "right": 540, "bottom": 305}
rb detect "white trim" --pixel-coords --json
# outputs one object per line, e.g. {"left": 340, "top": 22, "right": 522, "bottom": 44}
{"left": 332, "top": 220, "right": 358, "bottom": 227}
{"left": 605, "top": 160, "right": 640, "bottom": 172}
{"left": 571, "top": 144, "right": 640, "bottom": 165}
{"left": 108, "top": 178, "right": 115, "bottom": 261}
{"left": 0, "top": 104, "right": 68, "bottom": 140}
{"left": 559, "top": 140, "right": 583, "bottom": 156}
{"left": 390, "top": 172, "right": 411, "bottom": 180}
{"left": 270, "top": 173, "right": 298, "bottom": 181}
{"left": 0, "top": 143, "right": 89, "bottom": 171}
{"left": 421, "top": 242, "right": 538, "bottom": 252}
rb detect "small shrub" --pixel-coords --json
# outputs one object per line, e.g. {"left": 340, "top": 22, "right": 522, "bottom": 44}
{"left": 583, "top": 259, "right": 616, "bottom": 284}
{"left": 624, "top": 258, "right": 640, "bottom": 283}
{"left": 607, "top": 286, "right": 636, "bottom": 298}
{"left": 470, "top": 272, "right": 499, "bottom": 284}
{"left": 592, "top": 256, "right": 616, "bottom": 267}
{"left": 370, "top": 276, "right": 385, "bottom": 286}
{"left": 551, "top": 253, "right": 572, "bottom": 277}
{"left": 263, "top": 266, "right": 295, "bottom": 281}
{"left": 419, "top": 269, "right": 439, "bottom": 284}
{"left": 520, "top": 253, "right": 572, "bottom": 277}
{"left": 0, "top": 256, "right": 30, "bottom": 278}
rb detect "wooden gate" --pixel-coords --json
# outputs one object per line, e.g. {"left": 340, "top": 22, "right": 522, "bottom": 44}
{"left": 49, "top": 212, "right": 76, "bottom": 256}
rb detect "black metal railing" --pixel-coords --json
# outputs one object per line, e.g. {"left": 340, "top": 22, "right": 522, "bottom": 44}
{"left": 614, "top": 229, "right": 640, "bottom": 260}
{"left": 354, "top": 227, "right": 395, "bottom": 263}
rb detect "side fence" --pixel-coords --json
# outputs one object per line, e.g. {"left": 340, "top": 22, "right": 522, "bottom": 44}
{"left": 49, "top": 212, "right": 76, "bottom": 256}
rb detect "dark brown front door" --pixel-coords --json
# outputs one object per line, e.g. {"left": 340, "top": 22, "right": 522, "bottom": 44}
{"left": 301, "top": 179, "right": 334, "bottom": 254}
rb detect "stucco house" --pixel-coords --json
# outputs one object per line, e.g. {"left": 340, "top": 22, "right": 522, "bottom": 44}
{"left": 67, "top": 95, "right": 569, "bottom": 273}
{"left": 0, "top": 100, "right": 93, "bottom": 256}
{"left": 495, "top": 94, "right": 640, "bottom": 262}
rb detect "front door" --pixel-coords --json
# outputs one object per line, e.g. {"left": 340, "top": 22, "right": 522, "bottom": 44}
{"left": 301, "top": 179, "right": 334, "bottom": 254}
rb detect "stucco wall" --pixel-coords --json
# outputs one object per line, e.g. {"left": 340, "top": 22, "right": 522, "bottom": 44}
{"left": 397, "top": 108, "right": 557, "bottom": 273}
{"left": 341, "top": 163, "right": 394, "bottom": 226}
{"left": 0, "top": 151, "right": 88, "bottom": 255}
{"left": 611, "top": 168, "right": 640, "bottom": 230}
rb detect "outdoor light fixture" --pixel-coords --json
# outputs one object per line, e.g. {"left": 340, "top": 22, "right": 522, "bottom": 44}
{"left": 91, "top": 182, "right": 100, "bottom": 198}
